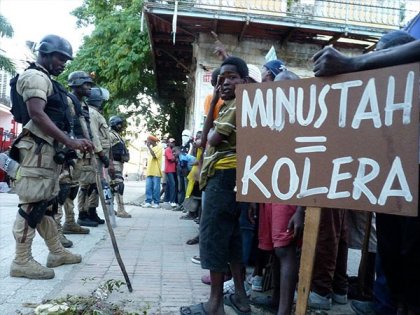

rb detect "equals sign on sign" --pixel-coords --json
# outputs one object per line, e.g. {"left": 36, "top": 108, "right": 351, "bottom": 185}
{"left": 294, "top": 136, "right": 327, "bottom": 153}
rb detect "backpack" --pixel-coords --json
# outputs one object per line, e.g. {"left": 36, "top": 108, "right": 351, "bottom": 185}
{"left": 9, "top": 63, "right": 50, "bottom": 125}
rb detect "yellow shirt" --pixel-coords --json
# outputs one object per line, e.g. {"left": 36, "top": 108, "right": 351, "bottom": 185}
{"left": 146, "top": 145, "right": 163, "bottom": 177}
{"left": 214, "top": 155, "right": 236, "bottom": 169}
{"left": 200, "top": 99, "right": 237, "bottom": 190}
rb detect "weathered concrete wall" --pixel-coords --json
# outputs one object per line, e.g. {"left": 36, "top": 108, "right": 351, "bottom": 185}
{"left": 186, "top": 33, "right": 363, "bottom": 133}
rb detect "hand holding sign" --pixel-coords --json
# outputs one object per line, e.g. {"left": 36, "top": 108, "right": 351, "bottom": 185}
{"left": 237, "top": 63, "right": 420, "bottom": 216}
{"left": 312, "top": 46, "right": 357, "bottom": 77}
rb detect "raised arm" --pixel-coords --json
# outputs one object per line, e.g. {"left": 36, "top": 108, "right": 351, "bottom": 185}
{"left": 313, "top": 40, "right": 420, "bottom": 77}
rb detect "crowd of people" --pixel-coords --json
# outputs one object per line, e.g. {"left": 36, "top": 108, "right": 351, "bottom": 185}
{"left": 140, "top": 129, "right": 202, "bottom": 213}
{"left": 0, "top": 27, "right": 419, "bottom": 315}
{"left": 173, "top": 30, "right": 420, "bottom": 315}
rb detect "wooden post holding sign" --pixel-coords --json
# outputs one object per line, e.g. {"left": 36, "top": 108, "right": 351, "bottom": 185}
{"left": 235, "top": 63, "right": 420, "bottom": 314}
{"left": 295, "top": 206, "right": 321, "bottom": 314}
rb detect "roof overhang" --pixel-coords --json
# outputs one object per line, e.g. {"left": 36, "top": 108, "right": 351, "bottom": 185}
{"left": 143, "top": 1, "right": 398, "bottom": 105}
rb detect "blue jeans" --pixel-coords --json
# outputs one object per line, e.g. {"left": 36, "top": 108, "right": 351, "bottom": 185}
{"left": 164, "top": 172, "right": 176, "bottom": 203}
{"left": 177, "top": 171, "right": 186, "bottom": 204}
{"left": 145, "top": 176, "right": 161, "bottom": 204}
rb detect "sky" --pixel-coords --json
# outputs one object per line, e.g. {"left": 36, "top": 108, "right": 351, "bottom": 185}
{"left": 0, "top": 0, "right": 90, "bottom": 52}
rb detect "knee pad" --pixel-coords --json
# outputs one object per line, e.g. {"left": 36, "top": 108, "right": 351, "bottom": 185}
{"left": 87, "top": 183, "right": 97, "bottom": 196}
{"left": 69, "top": 186, "right": 79, "bottom": 200}
{"left": 51, "top": 197, "right": 58, "bottom": 215}
{"left": 115, "top": 182, "right": 124, "bottom": 195}
{"left": 18, "top": 200, "right": 49, "bottom": 229}
{"left": 58, "top": 184, "right": 70, "bottom": 205}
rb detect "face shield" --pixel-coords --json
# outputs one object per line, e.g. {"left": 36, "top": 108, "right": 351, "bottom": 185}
{"left": 99, "top": 87, "right": 110, "bottom": 101}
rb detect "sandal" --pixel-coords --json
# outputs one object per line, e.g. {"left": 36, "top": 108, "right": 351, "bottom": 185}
{"left": 223, "top": 293, "right": 251, "bottom": 315}
{"left": 180, "top": 303, "right": 208, "bottom": 315}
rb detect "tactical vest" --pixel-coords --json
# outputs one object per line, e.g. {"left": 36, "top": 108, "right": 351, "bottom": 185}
{"left": 11, "top": 63, "right": 71, "bottom": 132}
{"left": 111, "top": 131, "right": 129, "bottom": 162}
{"left": 73, "top": 114, "right": 84, "bottom": 138}
{"left": 112, "top": 142, "right": 125, "bottom": 161}
{"left": 46, "top": 81, "right": 72, "bottom": 133}
{"left": 67, "top": 93, "right": 92, "bottom": 140}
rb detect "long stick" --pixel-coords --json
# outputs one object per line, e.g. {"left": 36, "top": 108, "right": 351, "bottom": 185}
{"left": 75, "top": 107, "right": 133, "bottom": 292}
{"left": 295, "top": 207, "right": 322, "bottom": 315}
{"left": 92, "top": 158, "right": 133, "bottom": 292}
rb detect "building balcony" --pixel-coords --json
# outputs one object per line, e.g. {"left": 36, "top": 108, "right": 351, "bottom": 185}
{"left": 144, "top": 0, "right": 416, "bottom": 105}
{"left": 147, "top": 0, "right": 416, "bottom": 36}
{"left": 195, "top": 0, "right": 405, "bottom": 28}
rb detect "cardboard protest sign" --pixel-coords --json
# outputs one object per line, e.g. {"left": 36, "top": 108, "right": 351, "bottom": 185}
{"left": 236, "top": 63, "right": 419, "bottom": 216}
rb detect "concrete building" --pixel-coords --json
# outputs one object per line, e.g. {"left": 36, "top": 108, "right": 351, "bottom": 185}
{"left": 143, "top": 0, "right": 419, "bottom": 134}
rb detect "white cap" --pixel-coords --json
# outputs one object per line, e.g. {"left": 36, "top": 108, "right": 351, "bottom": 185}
{"left": 247, "top": 64, "right": 262, "bottom": 83}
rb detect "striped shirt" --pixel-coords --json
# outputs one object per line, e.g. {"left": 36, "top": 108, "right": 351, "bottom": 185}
{"left": 200, "top": 99, "right": 236, "bottom": 190}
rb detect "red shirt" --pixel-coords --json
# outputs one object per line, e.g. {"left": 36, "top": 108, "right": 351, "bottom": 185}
{"left": 164, "top": 146, "right": 176, "bottom": 173}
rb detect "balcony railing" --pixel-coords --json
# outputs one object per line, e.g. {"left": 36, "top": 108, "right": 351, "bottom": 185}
{"left": 148, "top": 0, "right": 414, "bottom": 29}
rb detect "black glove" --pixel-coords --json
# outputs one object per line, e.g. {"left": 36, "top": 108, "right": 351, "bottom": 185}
{"left": 98, "top": 154, "right": 110, "bottom": 168}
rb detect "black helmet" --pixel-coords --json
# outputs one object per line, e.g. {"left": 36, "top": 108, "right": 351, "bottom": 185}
{"left": 87, "top": 87, "right": 110, "bottom": 108}
{"left": 36, "top": 34, "right": 73, "bottom": 60}
{"left": 68, "top": 71, "right": 94, "bottom": 87}
{"left": 109, "top": 116, "right": 124, "bottom": 128}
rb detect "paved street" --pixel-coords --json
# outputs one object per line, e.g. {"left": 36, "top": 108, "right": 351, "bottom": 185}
{"left": 0, "top": 180, "right": 358, "bottom": 314}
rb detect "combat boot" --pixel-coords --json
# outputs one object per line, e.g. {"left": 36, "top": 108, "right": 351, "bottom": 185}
{"left": 10, "top": 242, "right": 55, "bottom": 279}
{"left": 63, "top": 222, "right": 90, "bottom": 234}
{"left": 45, "top": 234, "right": 82, "bottom": 268}
{"left": 55, "top": 213, "right": 73, "bottom": 248}
{"left": 88, "top": 207, "right": 105, "bottom": 224}
{"left": 77, "top": 211, "right": 98, "bottom": 227}
{"left": 63, "top": 195, "right": 90, "bottom": 234}
{"left": 59, "top": 232, "right": 73, "bottom": 248}
{"left": 116, "top": 209, "right": 132, "bottom": 218}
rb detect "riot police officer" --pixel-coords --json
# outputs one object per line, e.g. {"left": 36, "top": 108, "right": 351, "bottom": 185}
{"left": 77, "top": 87, "right": 112, "bottom": 226}
{"left": 54, "top": 71, "right": 97, "bottom": 241}
{"left": 10, "top": 35, "right": 93, "bottom": 279}
{"left": 109, "top": 116, "right": 131, "bottom": 218}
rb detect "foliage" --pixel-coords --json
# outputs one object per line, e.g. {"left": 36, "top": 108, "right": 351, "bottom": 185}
{"left": 0, "top": 14, "right": 16, "bottom": 74}
{"left": 59, "top": 0, "right": 178, "bottom": 136}
{"left": 31, "top": 279, "right": 150, "bottom": 315}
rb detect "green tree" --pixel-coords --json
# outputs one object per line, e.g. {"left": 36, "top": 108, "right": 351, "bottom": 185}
{"left": 62, "top": 0, "right": 181, "bottom": 136}
{"left": 0, "top": 14, "right": 16, "bottom": 74}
